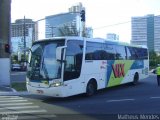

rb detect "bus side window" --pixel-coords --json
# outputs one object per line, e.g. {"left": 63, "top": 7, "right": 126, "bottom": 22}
{"left": 126, "top": 47, "right": 132, "bottom": 60}
{"left": 104, "top": 44, "right": 116, "bottom": 60}
{"left": 128, "top": 47, "right": 138, "bottom": 60}
{"left": 85, "top": 46, "right": 94, "bottom": 60}
{"left": 85, "top": 42, "right": 102, "bottom": 60}
{"left": 141, "top": 48, "right": 148, "bottom": 59}
{"left": 135, "top": 48, "right": 148, "bottom": 60}
{"left": 64, "top": 40, "right": 83, "bottom": 81}
{"left": 115, "top": 46, "right": 126, "bottom": 60}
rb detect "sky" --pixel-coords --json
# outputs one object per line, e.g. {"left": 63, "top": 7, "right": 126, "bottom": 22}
{"left": 11, "top": 0, "right": 160, "bottom": 42}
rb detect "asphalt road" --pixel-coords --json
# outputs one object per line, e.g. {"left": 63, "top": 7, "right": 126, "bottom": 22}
{"left": 11, "top": 73, "right": 160, "bottom": 120}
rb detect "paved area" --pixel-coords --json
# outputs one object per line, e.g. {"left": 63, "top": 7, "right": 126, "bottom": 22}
{"left": 0, "top": 86, "right": 30, "bottom": 96}
{"left": 0, "top": 86, "right": 14, "bottom": 92}
{"left": 0, "top": 95, "right": 50, "bottom": 120}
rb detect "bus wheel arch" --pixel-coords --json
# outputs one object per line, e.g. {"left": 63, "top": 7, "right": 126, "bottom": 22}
{"left": 86, "top": 78, "right": 97, "bottom": 96}
{"left": 133, "top": 72, "right": 139, "bottom": 85}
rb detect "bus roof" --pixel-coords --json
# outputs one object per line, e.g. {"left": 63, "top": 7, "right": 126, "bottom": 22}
{"left": 85, "top": 37, "right": 147, "bottom": 49}
{"left": 34, "top": 36, "right": 147, "bottom": 49}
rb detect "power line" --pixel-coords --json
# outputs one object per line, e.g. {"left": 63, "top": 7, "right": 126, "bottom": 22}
{"left": 93, "top": 14, "right": 160, "bottom": 30}
{"left": 93, "top": 21, "right": 131, "bottom": 30}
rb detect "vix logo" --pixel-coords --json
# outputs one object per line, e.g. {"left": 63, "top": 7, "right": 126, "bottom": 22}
{"left": 112, "top": 64, "right": 125, "bottom": 78}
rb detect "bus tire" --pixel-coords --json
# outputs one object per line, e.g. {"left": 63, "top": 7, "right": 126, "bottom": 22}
{"left": 86, "top": 79, "right": 97, "bottom": 96}
{"left": 133, "top": 72, "right": 139, "bottom": 85}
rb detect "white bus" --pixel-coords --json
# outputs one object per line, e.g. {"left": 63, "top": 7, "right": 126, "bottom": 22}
{"left": 26, "top": 36, "right": 149, "bottom": 97}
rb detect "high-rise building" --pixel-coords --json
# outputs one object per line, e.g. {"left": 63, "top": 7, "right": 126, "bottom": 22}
{"left": 36, "top": 2, "right": 93, "bottom": 40}
{"left": 45, "top": 13, "right": 79, "bottom": 38}
{"left": 45, "top": 2, "right": 85, "bottom": 38}
{"left": 85, "top": 27, "right": 93, "bottom": 38}
{"left": 131, "top": 14, "right": 160, "bottom": 53}
{"left": 69, "top": 2, "right": 83, "bottom": 13}
{"left": 11, "top": 19, "right": 35, "bottom": 53}
{"left": 106, "top": 33, "right": 119, "bottom": 41}
{"left": 154, "top": 15, "right": 160, "bottom": 53}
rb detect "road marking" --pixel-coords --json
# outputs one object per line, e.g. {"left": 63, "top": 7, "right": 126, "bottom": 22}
{"left": 0, "top": 102, "right": 33, "bottom": 106}
{"left": 18, "top": 115, "right": 57, "bottom": 119}
{"left": 0, "top": 95, "right": 50, "bottom": 118}
{"left": 0, "top": 97, "right": 24, "bottom": 100}
{"left": 0, "top": 106, "right": 40, "bottom": 110}
{"left": 0, "top": 96, "right": 21, "bottom": 98}
{"left": 150, "top": 96, "right": 160, "bottom": 99}
{"left": 0, "top": 99, "right": 28, "bottom": 103}
{"left": 0, "top": 109, "right": 47, "bottom": 114}
{"left": 107, "top": 99, "right": 135, "bottom": 102}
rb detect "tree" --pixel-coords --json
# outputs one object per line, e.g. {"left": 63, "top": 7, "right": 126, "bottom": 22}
{"left": 149, "top": 51, "right": 160, "bottom": 69}
{"left": 11, "top": 54, "right": 18, "bottom": 64}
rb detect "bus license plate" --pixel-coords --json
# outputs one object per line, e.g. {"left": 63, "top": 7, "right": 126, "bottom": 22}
{"left": 37, "top": 90, "right": 44, "bottom": 94}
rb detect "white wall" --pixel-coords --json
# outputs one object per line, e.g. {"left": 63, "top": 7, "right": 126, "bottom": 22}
{"left": 0, "top": 58, "right": 11, "bottom": 86}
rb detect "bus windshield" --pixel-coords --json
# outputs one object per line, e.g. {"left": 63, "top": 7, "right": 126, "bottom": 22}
{"left": 27, "top": 40, "right": 64, "bottom": 80}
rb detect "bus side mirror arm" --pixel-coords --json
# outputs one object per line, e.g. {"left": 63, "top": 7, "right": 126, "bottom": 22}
{"left": 56, "top": 46, "right": 67, "bottom": 61}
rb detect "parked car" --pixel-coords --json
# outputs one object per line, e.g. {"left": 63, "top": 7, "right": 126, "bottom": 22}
{"left": 21, "top": 65, "right": 27, "bottom": 71}
{"left": 150, "top": 69, "right": 156, "bottom": 74}
{"left": 153, "top": 69, "right": 156, "bottom": 74}
{"left": 11, "top": 64, "right": 21, "bottom": 71}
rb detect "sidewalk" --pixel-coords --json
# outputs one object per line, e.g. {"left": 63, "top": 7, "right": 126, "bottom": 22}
{"left": 0, "top": 86, "right": 30, "bottom": 96}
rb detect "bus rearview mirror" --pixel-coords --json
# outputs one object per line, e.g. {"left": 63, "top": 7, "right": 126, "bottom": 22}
{"left": 56, "top": 46, "right": 67, "bottom": 61}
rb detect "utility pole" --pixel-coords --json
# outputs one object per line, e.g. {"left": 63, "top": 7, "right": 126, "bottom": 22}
{"left": 23, "top": 16, "right": 26, "bottom": 63}
{"left": 0, "top": 0, "right": 11, "bottom": 86}
{"left": 49, "top": 26, "right": 56, "bottom": 37}
{"left": 0, "top": 0, "right": 11, "bottom": 57}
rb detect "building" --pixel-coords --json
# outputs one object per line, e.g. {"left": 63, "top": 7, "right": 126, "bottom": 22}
{"left": 85, "top": 27, "right": 93, "bottom": 38}
{"left": 11, "top": 19, "right": 35, "bottom": 53}
{"left": 35, "top": 2, "right": 93, "bottom": 40}
{"left": 131, "top": 14, "right": 160, "bottom": 53}
{"left": 69, "top": 2, "right": 83, "bottom": 13}
{"left": 45, "top": 2, "right": 84, "bottom": 38}
{"left": 11, "top": 28, "right": 33, "bottom": 53}
{"left": 154, "top": 15, "right": 160, "bottom": 53}
{"left": 45, "top": 12, "right": 79, "bottom": 38}
{"left": 106, "top": 33, "right": 119, "bottom": 41}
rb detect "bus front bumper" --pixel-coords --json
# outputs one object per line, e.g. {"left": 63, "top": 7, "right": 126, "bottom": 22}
{"left": 26, "top": 84, "right": 67, "bottom": 97}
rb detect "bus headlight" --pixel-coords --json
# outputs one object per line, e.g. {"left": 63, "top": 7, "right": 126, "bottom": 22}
{"left": 50, "top": 82, "right": 63, "bottom": 87}
{"left": 26, "top": 78, "right": 31, "bottom": 85}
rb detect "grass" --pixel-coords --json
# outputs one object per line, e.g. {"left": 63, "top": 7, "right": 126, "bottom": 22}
{"left": 11, "top": 82, "right": 27, "bottom": 91}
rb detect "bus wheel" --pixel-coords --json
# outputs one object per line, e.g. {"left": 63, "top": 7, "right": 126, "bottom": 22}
{"left": 86, "top": 80, "right": 97, "bottom": 96}
{"left": 133, "top": 73, "right": 139, "bottom": 85}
